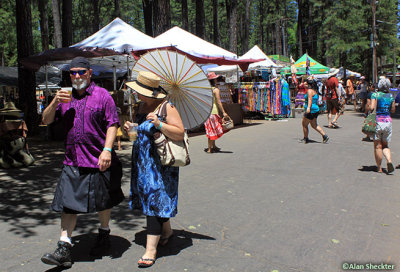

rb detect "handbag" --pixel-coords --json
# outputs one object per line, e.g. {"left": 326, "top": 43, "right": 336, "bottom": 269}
{"left": 153, "top": 102, "right": 190, "bottom": 167}
{"left": 361, "top": 93, "right": 379, "bottom": 135}
{"left": 222, "top": 115, "right": 234, "bottom": 131}
{"left": 361, "top": 113, "right": 377, "bottom": 135}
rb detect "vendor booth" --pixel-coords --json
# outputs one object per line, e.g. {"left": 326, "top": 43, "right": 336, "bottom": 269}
{"left": 236, "top": 46, "right": 290, "bottom": 119}
{"left": 281, "top": 53, "right": 330, "bottom": 75}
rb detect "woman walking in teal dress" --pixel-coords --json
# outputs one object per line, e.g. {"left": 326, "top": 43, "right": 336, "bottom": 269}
{"left": 125, "top": 71, "right": 185, "bottom": 268}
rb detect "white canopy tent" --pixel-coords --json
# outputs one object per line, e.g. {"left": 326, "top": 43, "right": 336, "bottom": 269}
{"left": 207, "top": 65, "right": 243, "bottom": 83}
{"left": 337, "top": 67, "right": 361, "bottom": 78}
{"left": 72, "top": 17, "right": 168, "bottom": 53}
{"left": 154, "top": 26, "right": 238, "bottom": 59}
{"left": 238, "top": 45, "right": 281, "bottom": 69}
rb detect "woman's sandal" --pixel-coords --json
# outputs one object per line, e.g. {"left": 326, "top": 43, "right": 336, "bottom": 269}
{"left": 138, "top": 257, "right": 156, "bottom": 268}
{"left": 159, "top": 233, "right": 173, "bottom": 247}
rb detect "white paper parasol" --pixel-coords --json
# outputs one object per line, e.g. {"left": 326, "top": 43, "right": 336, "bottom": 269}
{"left": 131, "top": 50, "right": 213, "bottom": 130}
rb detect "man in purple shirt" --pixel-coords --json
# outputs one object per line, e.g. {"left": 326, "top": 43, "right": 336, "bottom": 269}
{"left": 40, "top": 57, "right": 124, "bottom": 268}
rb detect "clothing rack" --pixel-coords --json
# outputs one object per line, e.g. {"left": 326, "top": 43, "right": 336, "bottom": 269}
{"left": 236, "top": 79, "right": 291, "bottom": 119}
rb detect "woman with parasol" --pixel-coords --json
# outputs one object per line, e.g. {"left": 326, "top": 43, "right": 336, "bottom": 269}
{"left": 124, "top": 71, "right": 185, "bottom": 268}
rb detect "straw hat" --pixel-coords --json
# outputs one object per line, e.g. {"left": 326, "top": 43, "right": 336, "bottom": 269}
{"left": 126, "top": 71, "right": 167, "bottom": 99}
{"left": 0, "top": 102, "right": 21, "bottom": 112}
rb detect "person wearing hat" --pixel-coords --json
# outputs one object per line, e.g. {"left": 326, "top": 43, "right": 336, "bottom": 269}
{"left": 204, "top": 72, "right": 229, "bottom": 153}
{"left": 124, "top": 71, "right": 184, "bottom": 268}
{"left": 40, "top": 56, "right": 124, "bottom": 268}
{"left": 326, "top": 69, "right": 341, "bottom": 128}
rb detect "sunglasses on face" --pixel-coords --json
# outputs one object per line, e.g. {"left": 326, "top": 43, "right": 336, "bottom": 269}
{"left": 69, "top": 70, "right": 88, "bottom": 76}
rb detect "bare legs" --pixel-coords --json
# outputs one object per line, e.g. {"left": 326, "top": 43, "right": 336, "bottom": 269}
{"left": 374, "top": 140, "right": 392, "bottom": 173}
{"left": 60, "top": 209, "right": 111, "bottom": 241}
{"left": 98, "top": 209, "right": 111, "bottom": 229}
{"left": 327, "top": 111, "right": 339, "bottom": 127}
{"left": 303, "top": 117, "right": 326, "bottom": 139}
{"left": 60, "top": 213, "right": 77, "bottom": 240}
{"left": 207, "top": 139, "right": 219, "bottom": 153}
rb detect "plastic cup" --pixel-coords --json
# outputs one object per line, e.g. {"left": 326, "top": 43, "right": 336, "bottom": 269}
{"left": 128, "top": 123, "right": 138, "bottom": 142}
{"left": 61, "top": 87, "right": 73, "bottom": 103}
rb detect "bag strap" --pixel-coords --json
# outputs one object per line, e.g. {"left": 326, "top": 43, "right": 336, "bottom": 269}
{"left": 154, "top": 101, "right": 168, "bottom": 118}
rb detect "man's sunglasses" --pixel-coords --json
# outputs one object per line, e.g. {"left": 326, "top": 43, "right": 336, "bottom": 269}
{"left": 69, "top": 70, "right": 88, "bottom": 76}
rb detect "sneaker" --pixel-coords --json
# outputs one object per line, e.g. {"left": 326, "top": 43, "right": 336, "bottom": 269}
{"left": 90, "top": 228, "right": 111, "bottom": 256}
{"left": 299, "top": 138, "right": 310, "bottom": 144}
{"left": 41, "top": 241, "right": 72, "bottom": 267}
{"left": 323, "top": 134, "right": 329, "bottom": 143}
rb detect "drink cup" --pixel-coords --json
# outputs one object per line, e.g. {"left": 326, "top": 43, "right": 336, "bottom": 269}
{"left": 61, "top": 87, "right": 73, "bottom": 103}
{"left": 128, "top": 123, "right": 138, "bottom": 142}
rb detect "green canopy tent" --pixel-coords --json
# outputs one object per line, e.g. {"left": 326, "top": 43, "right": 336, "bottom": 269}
{"left": 281, "top": 54, "right": 330, "bottom": 75}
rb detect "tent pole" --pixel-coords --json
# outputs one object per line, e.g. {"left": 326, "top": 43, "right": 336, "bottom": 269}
{"left": 45, "top": 64, "right": 49, "bottom": 106}
{"left": 113, "top": 65, "right": 117, "bottom": 90}
{"left": 126, "top": 55, "right": 130, "bottom": 80}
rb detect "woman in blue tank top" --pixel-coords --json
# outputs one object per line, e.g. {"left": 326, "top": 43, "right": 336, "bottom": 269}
{"left": 300, "top": 78, "right": 329, "bottom": 144}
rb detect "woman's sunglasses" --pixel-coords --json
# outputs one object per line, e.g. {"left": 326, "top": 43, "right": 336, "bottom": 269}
{"left": 69, "top": 70, "right": 88, "bottom": 76}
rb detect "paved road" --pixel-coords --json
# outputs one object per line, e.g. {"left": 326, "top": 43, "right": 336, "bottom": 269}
{"left": 1, "top": 107, "right": 400, "bottom": 272}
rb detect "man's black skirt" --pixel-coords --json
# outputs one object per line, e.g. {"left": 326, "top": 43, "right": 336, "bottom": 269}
{"left": 50, "top": 162, "right": 124, "bottom": 213}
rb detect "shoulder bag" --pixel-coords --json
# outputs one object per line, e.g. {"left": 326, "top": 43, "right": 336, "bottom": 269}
{"left": 361, "top": 93, "right": 378, "bottom": 135}
{"left": 153, "top": 101, "right": 190, "bottom": 167}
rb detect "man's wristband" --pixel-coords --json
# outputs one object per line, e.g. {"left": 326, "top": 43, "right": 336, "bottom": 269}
{"left": 103, "top": 147, "right": 112, "bottom": 152}
{"left": 157, "top": 122, "right": 163, "bottom": 130}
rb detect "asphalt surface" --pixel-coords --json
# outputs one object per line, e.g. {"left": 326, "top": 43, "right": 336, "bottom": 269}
{"left": 1, "top": 105, "right": 400, "bottom": 272}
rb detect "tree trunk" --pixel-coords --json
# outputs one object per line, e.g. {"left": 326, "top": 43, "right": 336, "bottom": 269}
{"left": 195, "top": 0, "right": 205, "bottom": 39}
{"left": 153, "top": 0, "right": 170, "bottom": 37}
{"left": 308, "top": 3, "right": 314, "bottom": 56}
{"left": 212, "top": 0, "right": 220, "bottom": 46}
{"left": 259, "top": 0, "right": 264, "bottom": 51}
{"left": 92, "top": 0, "right": 100, "bottom": 34}
{"left": 142, "top": 0, "right": 153, "bottom": 36}
{"left": 62, "top": 0, "right": 73, "bottom": 47}
{"left": 226, "top": 0, "right": 237, "bottom": 54}
{"left": 275, "top": 20, "right": 282, "bottom": 55}
{"left": 39, "top": 0, "right": 49, "bottom": 51}
{"left": 52, "top": 0, "right": 62, "bottom": 48}
{"left": 242, "top": 0, "right": 250, "bottom": 53}
{"left": 16, "top": 0, "right": 38, "bottom": 134}
{"left": 114, "top": 0, "right": 121, "bottom": 18}
{"left": 181, "top": 0, "right": 188, "bottom": 30}
{"left": 297, "top": 0, "right": 303, "bottom": 56}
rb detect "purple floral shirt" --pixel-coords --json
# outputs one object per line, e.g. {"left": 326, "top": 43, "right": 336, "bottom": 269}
{"left": 55, "top": 82, "right": 120, "bottom": 168}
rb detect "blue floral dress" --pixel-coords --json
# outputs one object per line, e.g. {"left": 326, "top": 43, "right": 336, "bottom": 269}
{"left": 129, "top": 108, "right": 179, "bottom": 218}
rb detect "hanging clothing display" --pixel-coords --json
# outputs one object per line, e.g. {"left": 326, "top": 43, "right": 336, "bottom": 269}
{"left": 238, "top": 78, "right": 291, "bottom": 117}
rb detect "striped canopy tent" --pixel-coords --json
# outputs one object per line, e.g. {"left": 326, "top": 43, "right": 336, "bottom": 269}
{"left": 281, "top": 54, "right": 330, "bottom": 75}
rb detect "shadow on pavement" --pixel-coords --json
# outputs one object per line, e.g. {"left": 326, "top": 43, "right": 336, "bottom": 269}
{"left": 0, "top": 138, "right": 136, "bottom": 237}
{"left": 133, "top": 229, "right": 215, "bottom": 259}
{"left": 359, "top": 165, "right": 378, "bottom": 172}
{"left": 188, "top": 122, "right": 264, "bottom": 138}
{"left": 42, "top": 234, "right": 131, "bottom": 272}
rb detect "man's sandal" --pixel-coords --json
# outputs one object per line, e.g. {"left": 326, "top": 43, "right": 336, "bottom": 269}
{"left": 138, "top": 257, "right": 156, "bottom": 268}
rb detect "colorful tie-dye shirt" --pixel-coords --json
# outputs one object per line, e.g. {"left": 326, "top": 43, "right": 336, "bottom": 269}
{"left": 371, "top": 92, "right": 394, "bottom": 123}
